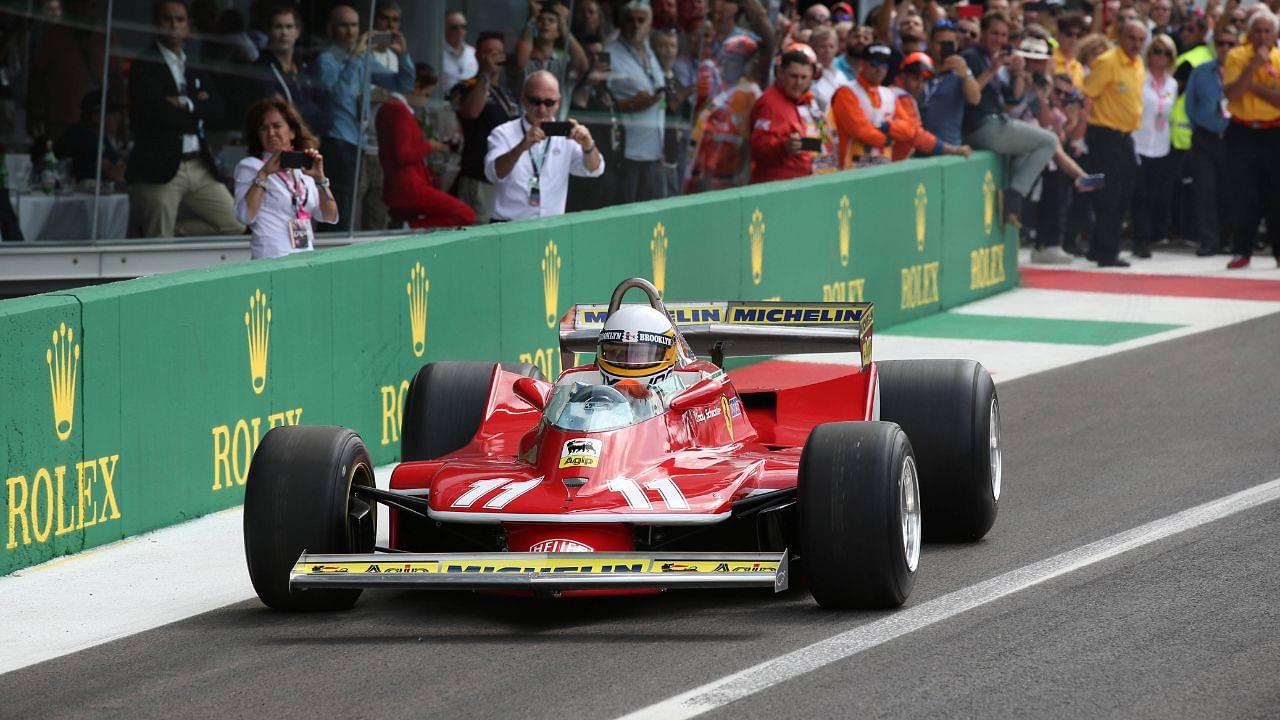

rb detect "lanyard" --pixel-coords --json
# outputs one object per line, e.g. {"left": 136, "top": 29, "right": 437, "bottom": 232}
{"left": 522, "top": 119, "right": 552, "bottom": 181}
{"left": 620, "top": 41, "right": 660, "bottom": 91}
{"left": 275, "top": 169, "right": 308, "bottom": 217}
{"left": 491, "top": 80, "right": 519, "bottom": 119}
{"left": 269, "top": 61, "right": 294, "bottom": 105}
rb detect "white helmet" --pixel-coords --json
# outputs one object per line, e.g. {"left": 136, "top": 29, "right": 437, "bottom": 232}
{"left": 596, "top": 305, "right": 682, "bottom": 385}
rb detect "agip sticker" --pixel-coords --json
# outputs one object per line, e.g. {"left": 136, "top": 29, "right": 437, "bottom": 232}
{"left": 559, "top": 438, "right": 602, "bottom": 468}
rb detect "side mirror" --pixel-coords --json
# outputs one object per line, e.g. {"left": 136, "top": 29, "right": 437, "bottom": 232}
{"left": 513, "top": 376, "right": 549, "bottom": 410}
{"left": 670, "top": 378, "right": 726, "bottom": 412}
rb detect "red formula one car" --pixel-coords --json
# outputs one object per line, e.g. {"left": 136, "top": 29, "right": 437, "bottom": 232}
{"left": 244, "top": 278, "right": 1001, "bottom": 611}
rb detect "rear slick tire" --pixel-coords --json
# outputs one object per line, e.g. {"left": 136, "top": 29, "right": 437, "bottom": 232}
{"left": 243, "top": 426, "right": 376, "bottom": 611}
{"left": 799, "top": 421, "right": 920, "bottom": 609}
{"left": 876, "top": 359, "right": 1001, "bottom": 542}
{"left": 400, "top": 361, "right": 545, "bottom": 462}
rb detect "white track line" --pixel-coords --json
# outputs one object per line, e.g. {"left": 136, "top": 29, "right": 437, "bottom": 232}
{"left": 617, "top": 477, "right": 1280, "bottom": 720}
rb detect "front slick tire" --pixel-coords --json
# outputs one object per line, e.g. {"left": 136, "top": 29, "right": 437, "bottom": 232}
{"left": 800, "top": 421, "right": 920, "bottom": 610}
{"left": 244, "top": 426, "right": 376, "bottom": 611}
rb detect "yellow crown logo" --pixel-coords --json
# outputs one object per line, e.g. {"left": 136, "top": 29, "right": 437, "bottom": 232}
{"left": 837, "top": 195, "right": 852, "bottom": 267}
{"left": 407, "top": 262, "right": 429, "bottom": 358}
{"left": 542, "top": 240, "right": 562, "bottom": 328}
{"left": 244, "top": 289, "right": 271, "bottom": 395}
{"left": 914, "top": 183, "right": 928, "bottom": 252}
{"left": 45, "top": 322, "right": 80, "bottom": 442}
{"left": 982, "top": 170, "right": 996, "bottom": 236}
{"left": 749, "top": 208, "right": 766, "bottom": 285}
{"left": 651, "top": 222, "right": 669, "bottom": 295}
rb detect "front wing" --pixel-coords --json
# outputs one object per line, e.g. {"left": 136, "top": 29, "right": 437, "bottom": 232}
{"left": 291, "top": 551, "right": 788, "bottom": 593}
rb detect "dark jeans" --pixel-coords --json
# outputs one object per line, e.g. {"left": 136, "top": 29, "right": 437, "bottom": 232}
{"left": 1036, "top": 168, "right": 1071, "bottom": 249}
{"left": 1188, "top": 127, "right": 1231, "bottom": 253}
{"left": 1083, "top": 126, "right": 1138, "bottom": 263}
{"left": 0, "top": 187, "right": 22, "bottom": 241}
{"left": 620, "top": 158, "right": 668, "bottom": 204}
{"left": 320, "top": 136, "right": 359, "bottom": 233}
{"left": 1226, "top": 123, "right": 1280, "bottom": 258}
{"left": 1131, "top": 151, "right": 1180, "bottom": 252}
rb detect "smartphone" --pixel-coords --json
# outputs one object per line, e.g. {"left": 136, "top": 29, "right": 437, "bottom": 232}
{"left": 1076, "top": 174, "right": 1107, "bottom": 191}
{"left": 370, "top": 31, "right": 394, "bottom": 46}
{"left": 597, "top": 51, "right": 611, "bottom": 65}
{"left": 799, "top": 137, "right": 823, "bottom": 152}
{"left": 1002, "top": 43, "right": 1015, "bottom": 55}
{"left": 279, "top": 151, "right": 314, "bottom": 170}
{"left": 940, "top": 40, "right": 957, "bottom": 59}
{"left": 540, "top": 121, "right": 573, "bottom": 136}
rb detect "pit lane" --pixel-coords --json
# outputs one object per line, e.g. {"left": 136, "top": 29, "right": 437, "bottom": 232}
{"left": 1, "top": 312, "right": 1277, "bottom": 719}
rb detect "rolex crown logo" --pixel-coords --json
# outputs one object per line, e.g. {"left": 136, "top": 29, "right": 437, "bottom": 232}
{"left": 651, "top": 222, "right": 669, "bottom": 295}
{"left": 837, "top": 195, "right": 852, "bottom": 267}
{"left": 46, "top": 322, "right": 80, "bottom": 442}
{"left": 914, "top": 183, "right": 928, "bottom": 252}
{"left": 983, "top": 170, "right": 996, "bottom": 236}
{"left": 407, "top": 262, "right": 429, "bottom": 358}
{"left": 542, "top": 240, "right": 562, "bottom": 329}
{"left": 749, "top": 208, "right": 766, "bottom": 285}
{"left": 244, "top": 289, "right": 271, "bottom": 395}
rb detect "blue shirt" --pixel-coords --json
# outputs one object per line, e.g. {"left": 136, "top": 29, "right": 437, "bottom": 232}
{"left": 315, "top": 46, "right": 415, "bottom": 145}
{"left": 921, "top": 71, "right": 966, "bottom": 146}
{"left": 1185, "top": 59, "right": 1229, "bottom": 136}
{"left": 961, "top": 47, "right": 1022, "bottom": 133}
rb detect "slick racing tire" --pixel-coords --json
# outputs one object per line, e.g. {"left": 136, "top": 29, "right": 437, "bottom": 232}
{"left": 876, "top": 359, "right": 1001, "bottom": 542}
{"left": 244, "top": 426, "right": 376, "bottom": 611}
{"left": 799, "top": 421, "right": 920, "bottom": 609}
{"left": 401, "top": 362, "right": 545, "bottom": 462}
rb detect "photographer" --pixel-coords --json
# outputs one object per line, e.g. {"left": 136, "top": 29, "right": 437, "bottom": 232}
{"left": 235, "top": 99, "right": 338, "bottom": 260}
{"left": 485, "top": 71, "right": 603, "bottom": 221}
{"left": 922, "top": 21, "right": 980, "bottom": 150}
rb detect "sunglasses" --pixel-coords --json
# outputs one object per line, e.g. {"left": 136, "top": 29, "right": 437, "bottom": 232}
{"left": 1150, "top": 48, "right": 1172, "bottom": 57}
{"left": 1216, "top": 40, "right": 1236, "bottom": 47}
{"left": 933, "top": 19, "right": 957, "bottom": 29}
{"left": 448, "top": 23, "right": 467, "bottom": 30}
{"left": 869, "top": 59, "right": 891, "bottom": 68}
{"left": 526, "top": 96, "right": 559, "bottom": 107}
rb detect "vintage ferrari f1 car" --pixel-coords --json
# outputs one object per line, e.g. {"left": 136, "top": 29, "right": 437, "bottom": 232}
{"left": 243, "top": 278, "right": 1001, "bottom": 611}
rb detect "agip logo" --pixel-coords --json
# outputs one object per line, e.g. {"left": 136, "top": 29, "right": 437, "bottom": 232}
{"left": 407, "top": 262, "right": 429, "bottom": 358}
{"left": 837, "top": 195, "right": 852, "bottom": 267}
{"left": 914, "top": 184, "right": 928, "bottom": 252}
{"left": 749, "top": 208, "right": 765, "bottom": 285}
{"left": 983, "top": 170, "right": 996, "bottom": 236}
{"left": 46, "top": 322, "right": 79, "bottom": 441}
{"left": 651, "top": 222, "right": 669, "bottom": 295}
{"left": 542, "top": 240, "right": 561, "bottom": 328}
{"left": 244, "top": 289, "right": 271, "bottom": 394}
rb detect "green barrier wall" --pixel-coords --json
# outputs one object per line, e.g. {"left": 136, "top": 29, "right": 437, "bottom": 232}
{"left": 0, "top": 152, "right": 1016, "bottom": 575}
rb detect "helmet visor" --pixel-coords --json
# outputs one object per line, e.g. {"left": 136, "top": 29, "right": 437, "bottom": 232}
{"left": 598, "top": 330, "right": 674, "bottom": 369}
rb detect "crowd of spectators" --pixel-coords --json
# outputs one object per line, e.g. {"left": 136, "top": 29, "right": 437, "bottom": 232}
{"left": 1, "top": 0, "right": 1278, "bottom": 270}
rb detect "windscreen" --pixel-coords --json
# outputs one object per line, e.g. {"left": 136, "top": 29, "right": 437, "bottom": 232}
{"left": 543, "top": 383, "right": 664, "bottom": 432}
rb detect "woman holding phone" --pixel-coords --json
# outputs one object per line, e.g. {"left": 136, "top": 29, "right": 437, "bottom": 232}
{"left": 235, "top": 98, "right": 339, "bottom": 259}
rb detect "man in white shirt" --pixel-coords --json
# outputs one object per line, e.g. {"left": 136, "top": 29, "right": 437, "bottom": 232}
{"left": 485, "top": 71, "right": 604, "bottom": 221}
{"left": 440, "top": 11, "right": 477, "bottom": 95}
{"left": 606, "top": 1, "right": 667, "bottom": 203}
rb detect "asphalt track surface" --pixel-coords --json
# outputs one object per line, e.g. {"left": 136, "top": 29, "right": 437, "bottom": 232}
{"left": 4, "top": 314, "right": 1279, "bottom": 719}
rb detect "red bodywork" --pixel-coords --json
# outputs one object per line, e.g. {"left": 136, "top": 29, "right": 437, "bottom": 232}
{"left": 388, "top": 361, "right": 878, "bottom": 564}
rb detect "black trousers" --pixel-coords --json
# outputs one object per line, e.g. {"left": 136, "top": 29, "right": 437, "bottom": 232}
{"left": 1130, "top": 151, "right": 1180, "bottom": 251}
{"left": 1083, "top": 125, "right": 1139, "bottom": 263}
{"left": 320, "top": 137, "right": 359, "bottom": 233}
{"left": 1035, "top": 168, "right": 1071, "bottom": 249}
{"left": 620, "top": 158, "right": 668, "bottom": 204}
{"left": 1187, "top": 127, "right": 1231, "bottom": 253}
{"left": 1226, "top": 123, "right": 1280, "bottom": 258}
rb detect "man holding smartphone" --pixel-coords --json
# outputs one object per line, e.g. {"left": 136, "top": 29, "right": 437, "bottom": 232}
{"left": 922, "top": 21, "right": 980, "bottom": 151}
{"left": 485, "top": 71, "right": 603, "bottom": 221}
{"left": 960, "top": 11, "right": 1058, "bottom": 225}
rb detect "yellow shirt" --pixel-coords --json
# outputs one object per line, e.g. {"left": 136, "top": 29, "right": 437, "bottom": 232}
{"left": 1083, "top": 46, "right": 1145, "bottom": 132}
{"left": 1223, "top": 45, "right": 1280, "bottom": 123}
{"left": 1055, "top": 49, "right": 1085, "bottom": 90}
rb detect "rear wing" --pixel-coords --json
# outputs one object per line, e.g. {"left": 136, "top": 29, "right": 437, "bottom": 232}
{"left": 559, "top": 300, "right": 874, "bottom": 369}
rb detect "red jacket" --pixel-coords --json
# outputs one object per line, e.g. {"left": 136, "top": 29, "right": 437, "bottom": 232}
{"left": 748, "top": 84, "right": 816, "bottom": 184}
{"left": 376, "top": 97, "right": 435, "bottom": 210}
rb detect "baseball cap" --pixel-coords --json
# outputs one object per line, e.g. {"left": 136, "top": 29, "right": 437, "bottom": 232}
{"left": 863, "top": 43, "right": 893, "bottom": 66}
{"left": 831, "top": 2, "right": 855, "bottom": 21}
{"left": 901, "top": 51, "right": 934, "bottom": 78}
{"left": 1016, "top": 37, "right": 1052, "bottom": 60}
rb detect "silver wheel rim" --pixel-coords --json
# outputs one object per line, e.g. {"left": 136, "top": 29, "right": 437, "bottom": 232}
{"left": 901, "top": 455, "right": 921, "bottom": 573}
{"left": 989, "top": 398, "right": 1002, "bottom": 502}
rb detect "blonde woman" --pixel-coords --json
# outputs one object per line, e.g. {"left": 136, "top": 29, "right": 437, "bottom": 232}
{"left": 1129, "top": 33, "right": 1179, "bottom": 258}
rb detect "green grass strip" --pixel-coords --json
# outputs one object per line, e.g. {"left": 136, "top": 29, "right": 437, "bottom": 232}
{"left": 881, "top": 313, "right": 1183, "bottom": 346}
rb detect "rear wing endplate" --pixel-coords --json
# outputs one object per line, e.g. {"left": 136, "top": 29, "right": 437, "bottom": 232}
{"left": 559, "top": 300, "right": 874, "bottom": 368}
